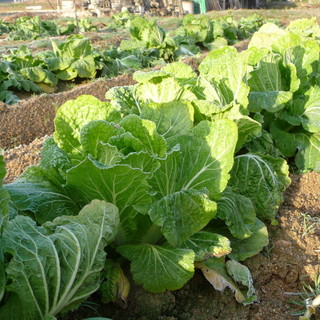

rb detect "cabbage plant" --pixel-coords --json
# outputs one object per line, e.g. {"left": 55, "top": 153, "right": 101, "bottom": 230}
{"left": 2, "top": 17, "right": 320, "bottom": 320}
{"left": 2, "top": 62, "right": 291, "bottom": 319}
{"left": 245, "top": 20, "right": 320, "bottom": 172}
{"left": 0, "top": 156, "right": 119, "bottom": 320}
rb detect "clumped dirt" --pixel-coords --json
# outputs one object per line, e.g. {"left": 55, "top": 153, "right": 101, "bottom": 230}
{"left": 1, "top": 13, "right": 58, "bottom": 22}
{"left": 3, "top": 136, "right": 47, "bottom": 183}
{"left": 234, "top": 38, "right": 250, "bottom": 52}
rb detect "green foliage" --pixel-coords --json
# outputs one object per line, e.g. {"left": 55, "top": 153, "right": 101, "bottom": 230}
{"left": 121, "top": 16, "right": 178, "bottom": 62}
{"left": 198, "top": 257, "right": 257, "bottom": 305}
{"left": 0, "top": 36, "right": 162, "bottom": 104}
{"left": 5, "top": 16, "right": 320, "bottom": 320}
{"left": 109, "top": 10, "right": 134, "bottom": 28}
{"left": 246, "top": 19, "right": 320, "bottom": 172}
{"left": 176, "top": 14, "right": 268, "bottom": 50}
{"left": 2, "top": 59, "right": 293, "bottom": 317}
{"left": 121, "top": 14, "right": 270, "bottom": 62}
{"left": 0, "top": 155, "right": 9, "bottom": 232}
{"left": 0, "top": 16, "right": 97, "bottom": 41}
{"left": 288, "top": 274, "right": 320, "bottom": 319}
{"left": 0, "top": 14, "right": 280, "bottom": 104}
{"left": 0, "top": 200, "right": 119, "bottom": 320}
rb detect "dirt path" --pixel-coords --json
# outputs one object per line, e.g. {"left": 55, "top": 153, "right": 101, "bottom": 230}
{"left": 1, "top": 28, "right": 320, "bottom": 318}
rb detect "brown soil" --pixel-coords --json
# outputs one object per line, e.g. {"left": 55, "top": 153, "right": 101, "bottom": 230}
{"left": 91, "top": 33, "right": 127, "bottom": 49}
{"left": 1, "top": 13, "right": 58, "bottom": 22}
{"left": 234, "top": 38, "right": 250, "bottom": 52}
{"left": 3, "top": 136, "right": 47, "bottom": 183}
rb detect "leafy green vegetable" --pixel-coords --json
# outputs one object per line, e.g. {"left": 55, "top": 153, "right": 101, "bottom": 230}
{"left": 49, "top": 36, "right": 98, "bottom": 80}
{"left": 0, "top": 200, "right": 119, "bottom": 320}
{"left": 100, "top": 259, "right": 130, "bottom": 303}
{"left": 248, "top": 23, "right": 286, "bottom": 50}
{"left": 2, "top": 16, "right": 96, "bottom": 41}
{"left": 198, "top": 46, "right": 250, "bottom": 110}
{"left": 246, "top": 18, "right": 320, "bottom": 172}
{"left": 248, "top": 53, "right": 293, "bottom": 113}
{"left": 228, "top": 218, "right": 269, "bottom": 261}
{"left": 14, "top": 99, "right": 261, "bottom": 309}
{"left": 117, "top": 244, "right": 195, "bottom": 292}
{"left": 0, "top": 33, "right": 167, "bottom": 104}
{"left": 122, "top": 16, "right": 177, "bottom": 62}
{"left": 286, "top": 17, "right": 320, "bottom": 40}
{"left": 5, "top": 166, "right": 80, "bottom": 224}
{"left": 180, "top": 231, "right": 231, "bottom": 261}
{"left": 229, "top": 154, "right": 290, "bottom": 223}
{"left": 4, "top": 83, "right": 252, "bottom": 302}
{"left": 149, "top": 189, "right": 217, "bottom": 246}
{"left": 4, "top": 29, "right": 308, "bottom": 313}
{"left": 176, "top": 14, "right": 266, "bottom": 50}
{"left": 110, "top": 9, "right": 134, "bottom": 28}
{"left": 66, "top": 157, "right": 150, "bottom": 215}
{"left": 217, "top": 188, "right": 256, "bottom": 239}
{"left": 54, "top": 95, "right": 121, "bottom": 156}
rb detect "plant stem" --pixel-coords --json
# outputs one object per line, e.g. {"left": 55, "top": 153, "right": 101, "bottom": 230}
{"left": 300, "top": 294, "right": 320, "bottom": 320}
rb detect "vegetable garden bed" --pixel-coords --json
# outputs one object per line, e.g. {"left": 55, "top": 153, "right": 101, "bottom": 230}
{"left": 1, "top": 10, "right": 320, "bottom": 320}
{"left": 0, "top": 13, "right": 280, "bottom": 106}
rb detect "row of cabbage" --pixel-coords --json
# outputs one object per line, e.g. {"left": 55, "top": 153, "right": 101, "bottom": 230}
{"left": 0, "top": 35, "right": 161, "bottom": 104}
{"left": 0, "top": 17, "right": 320, "bottom": 320}
{"left": 118, "top": 12, "right": 269, "bottom": 50}
{"left": 0, "top": 13, "right": 267, "bottom": 43}
{"left": 0, "top": 14, "right": 272, "bottom": 104}
{"left": 0, "top": 16, "right": 97, "bottom": 40}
